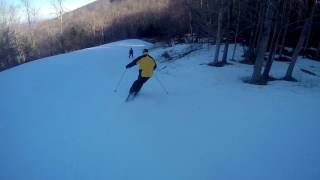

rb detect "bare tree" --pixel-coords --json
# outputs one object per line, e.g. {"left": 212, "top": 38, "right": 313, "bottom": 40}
{"left": 242, "top": 0, "right": 264, "bottom": 64}
{"left": 284, "top": 0, "right": 317, "bottom": 81}
{"left": 51, "top": 0, "right": 65, "bottom": 34}
{"left": 250, "top": 0, "right": 275, "bottom": 84}
{"left": 262, "top": 0, "right": 288, "bottom": 80}
{"left": 0, "top": 1, "right": 8, "bottom": 27}
{"left": 19, "top": 0, "right": 38, "bottom": 37}
{"left": 0, "top": 0, "right": 19, "bottom": 27}
{"left": 277, "top": 0, "right": 293, "bottom": 59}
{"left": 212, "top": 0, "right": 223, "bottom": 65}
{"left": 231, "top": 0, "right": 241, "bottom": 61}
{"left": 20, "top": 0, "right": 37, "bottom": 27}
{"left": 19, "top": 0, "right": 39, "bottom": 61}
{"left": 221, "top": 0, "right": 233, "bottom": 65}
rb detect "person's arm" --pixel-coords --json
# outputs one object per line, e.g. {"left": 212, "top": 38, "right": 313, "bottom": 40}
{"left": 149, "top": 55, "right": 157, "bottom": 70}
{"left": 154, "top": 60, "right": 157, "bottom": 70}
{"left": 126, "top": 56, "right": 143, "bottom": 69}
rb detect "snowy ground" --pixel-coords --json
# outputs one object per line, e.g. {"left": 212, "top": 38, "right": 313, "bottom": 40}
{"left": 1, "top": 39, "right": 320, "bottom": 180}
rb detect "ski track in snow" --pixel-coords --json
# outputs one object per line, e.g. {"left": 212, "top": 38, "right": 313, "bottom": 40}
{"left": 0, "top": 39, "right": 320, "bottom": 180}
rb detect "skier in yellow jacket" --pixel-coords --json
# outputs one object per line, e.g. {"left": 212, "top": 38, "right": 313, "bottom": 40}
{"left": 126, "top": 49, "right": 157, "bottom": 97}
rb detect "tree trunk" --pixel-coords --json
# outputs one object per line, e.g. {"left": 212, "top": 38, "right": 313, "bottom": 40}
{"left": 284, "top": 4, "right": 315, "bottom": 80}
{"left": 253, "top": 2, "right": 265, "bottom": 54}
{"left": 263, "top": 23, "right": 281, "bottom": 80}
{"left": 302, "top": 12, "right": 314, "bottom": 58}
{"left": 231, "top": 0, "right": 240, "bottom": 61}
{"left": 213, "top": 9, "right": 222, "bottom": 64}
{"left": 222, "top": 1, "right": 231, "bottom": 65}
{"left": 278, "top": 0, "right": 292, "bottom": 58}
{"left": 222, "top": 1, "right": 233, "bottom": 65}
{"left": 317, "top": 40, "right": 320, "bottom": 60}
{"left": 60, "top": 15, "right": 63, "bottom": 34}
{"left": 189, "top": 11, "right": 193, "bottom": 35}
{"left": 250, "top": 2, "right": 274, "bottom": 84}
{"left": 263, "top": 0, "right": 287, "bottom": 79}
{"left": 222, "top": 40, "right": 230, "bottom": 64}
{"left": 245, "top": 1, "right": 264, "bottom": 63}
{"left": 277, "top": 24, "right": 288, "bottom": 58}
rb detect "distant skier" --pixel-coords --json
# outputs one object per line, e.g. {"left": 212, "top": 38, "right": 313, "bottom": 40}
{"left": 129, "top": 48, "right": 134, "bottom": 59}
{"left": 125, "top": 49, "right": 157, "bottom": 100}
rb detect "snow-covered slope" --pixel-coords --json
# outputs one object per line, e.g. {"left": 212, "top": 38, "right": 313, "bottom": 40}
{"left": 1, "top": 39, "right": 320, "bottom": 180}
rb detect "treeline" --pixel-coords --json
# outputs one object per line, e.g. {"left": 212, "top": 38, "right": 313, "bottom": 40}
{"left": 1, "top": 0, "right": 320, "bottom": 84}
{"left": 187, "top": 0, "right": 320, "bottom": 84}
{"left": 0, "top": 0, "right": 189, "bottom": 71}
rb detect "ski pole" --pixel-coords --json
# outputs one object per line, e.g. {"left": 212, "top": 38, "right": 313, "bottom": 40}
{"left": 114, "top": 69, "right": 127, "bottom": 92}
{"left": 154, "top": 73, "right": 169, "bottom": 95}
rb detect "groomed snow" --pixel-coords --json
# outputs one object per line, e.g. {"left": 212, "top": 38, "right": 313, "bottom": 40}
{"left": 1, "top": 39, "right": 320, "bottom": 180}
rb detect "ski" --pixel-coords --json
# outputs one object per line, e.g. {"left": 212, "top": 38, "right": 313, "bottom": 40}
{"left": 125, "top": 93, "right": 137, "bottom": 102}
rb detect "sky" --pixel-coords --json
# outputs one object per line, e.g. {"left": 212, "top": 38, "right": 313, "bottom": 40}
{"left": 10, "top": 0, "right": 97, "bottom": 20}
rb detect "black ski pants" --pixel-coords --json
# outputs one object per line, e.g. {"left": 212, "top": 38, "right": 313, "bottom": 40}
{"left": 129, "top": 75, "right": 150, "bottom": 94}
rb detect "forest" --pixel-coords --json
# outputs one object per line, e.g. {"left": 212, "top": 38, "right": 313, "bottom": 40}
{"left": 1, "top": 0, "right": 320, "bottom": 84}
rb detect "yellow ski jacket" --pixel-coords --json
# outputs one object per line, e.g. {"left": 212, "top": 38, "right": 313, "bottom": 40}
{"left": 126, "top": 54, "right": 157, "bottom": 78}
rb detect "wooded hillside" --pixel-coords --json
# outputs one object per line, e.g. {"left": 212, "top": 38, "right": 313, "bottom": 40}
{"left": 1, "top": 0, "right": 320, "bottom": 78}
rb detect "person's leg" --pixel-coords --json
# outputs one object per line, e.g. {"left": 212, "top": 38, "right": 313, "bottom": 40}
{"left": 129, "top": 77, "right": 149, "bottom": 95}
{"left": 129, "top": 79, "right": 140, "bottom": 94}
{"left": 129, "top": 75, "right": 144, "bottom": 93}
{"left": 135, "top": 77, "right": 149, "bottom": 94}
